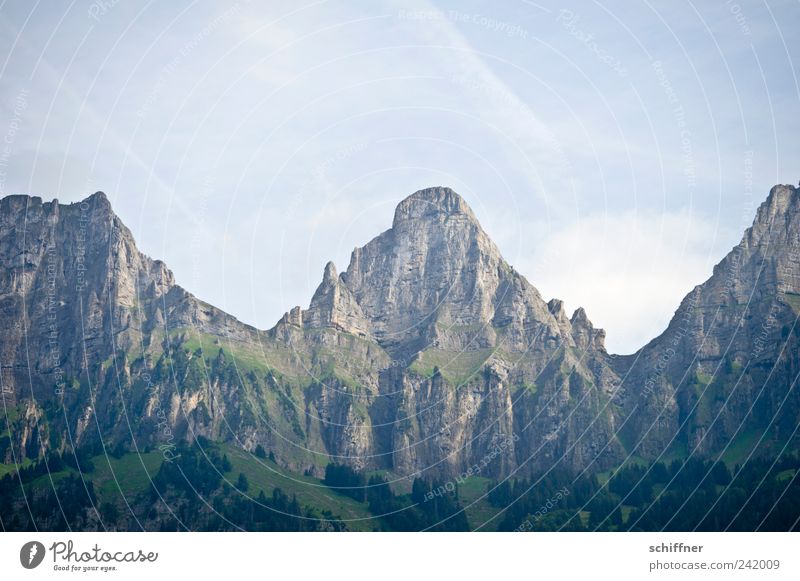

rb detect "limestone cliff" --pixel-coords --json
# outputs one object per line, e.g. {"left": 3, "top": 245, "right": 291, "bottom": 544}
{"left": 1, "top": 185, "right": 798, "bottom": 480}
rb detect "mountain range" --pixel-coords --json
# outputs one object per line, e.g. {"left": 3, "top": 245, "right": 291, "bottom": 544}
{"left": 1, "top": 184, "right": 799, "bottom": 489}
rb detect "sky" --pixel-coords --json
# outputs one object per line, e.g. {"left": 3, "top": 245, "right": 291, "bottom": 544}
{"left": 0, "top": 0, "right": 797, "bottom": 354}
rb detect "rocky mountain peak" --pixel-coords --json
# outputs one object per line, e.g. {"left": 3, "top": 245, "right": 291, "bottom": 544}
{"left": 322, "top": 260, "right": 338, "bottom": 281}
{"left": 392, "top": 186, "right": 478, "bottom": 228}
{"left": 310, "top": 187, "right": 601, "bottom": 358}
{"left": 85, "top": 190, "right": 112, "bottom": 209}
{"left": 570, "top": 306, "right": 605, "bottom": 350}
{"left": 745, "top": 184, "right": 799, "bottom": 247}
{"left": 335, "top": 187, "right": 524, "bottom": 355}
{"left": 763, "top": 183, "right": 798, "bottom": 216}
{"left": 303, "top": 259, "right": 371, "bottom": 337}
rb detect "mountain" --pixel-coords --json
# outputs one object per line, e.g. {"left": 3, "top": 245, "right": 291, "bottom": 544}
{"left": 614, "top": 184, "right": 800, "bottom": 461}
{"left": 1, "top": 185, "right": 798, "bottom": 486}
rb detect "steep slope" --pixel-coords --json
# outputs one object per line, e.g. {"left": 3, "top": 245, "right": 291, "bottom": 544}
{"left": 615, "top": 184, "right": 800, "bottom": 462}
{"left": 0, "top": 193, "right": 272, "bottom": 461}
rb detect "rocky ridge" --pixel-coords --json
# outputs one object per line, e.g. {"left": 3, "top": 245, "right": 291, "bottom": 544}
{"left": 1, "top": 185, "right": 798, "bottom": 479}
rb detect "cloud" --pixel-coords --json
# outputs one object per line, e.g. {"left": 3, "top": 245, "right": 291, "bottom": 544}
{"left": 521, "top": 209, "right": 727, "bottom": 354}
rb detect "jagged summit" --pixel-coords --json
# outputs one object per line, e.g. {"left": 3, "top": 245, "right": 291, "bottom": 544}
{"left": 302, "top": 259, "right": 371, "bottom": 337}
{"left": 745, "top": 183, "right": 799, "bottom": 247}
{"left": 0, "top": 190, "right": 110, "bottom": 211}
{"left": 290, "top": 186, "right": 605, "bottom": 359}
{"left": 82, "top": 190, "right": 112, "bottom": 211}
{"left": 86, "top": 190, "right": 109, "bottom": 203}
{"left": 764, "top": 182, "right": 798, "bottom": 212}
{"left": 322, "top": 260, "right": 338, "bottom": 281}
{"left": 392, "top": 186, "right": 478, "bottom": 228}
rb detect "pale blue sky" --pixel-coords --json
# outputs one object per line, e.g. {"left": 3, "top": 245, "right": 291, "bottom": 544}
{"left": 0, "top": 0, "right": 797, "bottom": 353}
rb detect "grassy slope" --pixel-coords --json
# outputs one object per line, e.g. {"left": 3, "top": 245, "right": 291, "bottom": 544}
{"left": 457, "top": 476, "right": 500, "bottom": 531}
{"left": 0, "top": 447, "right": 380, "bottom": 531}
{"left": 91, "top": 451, "right": 164, "bottom": 503}
{"left": 410, "top": 348, "right": 498, "bottom": 385}
{"left": 221, "top": 444, "right": 377, "bottom": 531}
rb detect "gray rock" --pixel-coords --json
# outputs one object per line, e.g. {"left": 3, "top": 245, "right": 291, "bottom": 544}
{"left": 1, "top": 184, "right": 798, "bottom": 480}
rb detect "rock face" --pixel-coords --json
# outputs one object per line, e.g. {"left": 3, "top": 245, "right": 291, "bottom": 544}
{"left": 0, "top": 193, "right": 260, "bottom": 462}
{"left": 613, "top": 184, "right": 800, "bottom": 461}
{"left": 1, "top": 185, "right": 798, "bottom": 479}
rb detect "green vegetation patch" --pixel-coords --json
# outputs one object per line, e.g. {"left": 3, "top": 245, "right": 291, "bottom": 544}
{"left": 457, "top": 476, "right": 501, "bottom": 531}
{"left": 0, "top": 457, "right": 33, "bottom": 478}
{"left": 720, "top": 428, "right": 761, "bottom": 466}
{"left": 91, "top": 451, "right": 164, "bottom": 501}
{"left": 784, "top": 292, "right": 800, "bottom": 314}
{"left": 221, "top": 444, "right": 375, "bottom": 530}
{"left": 695, "top": 370, "right": 713, "bottom": 386}
{"left": 175, "top": 330, "right": 275, "bottom": 375}
{"left": 410, "top": 348, "right": 498, "bottom": 385}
